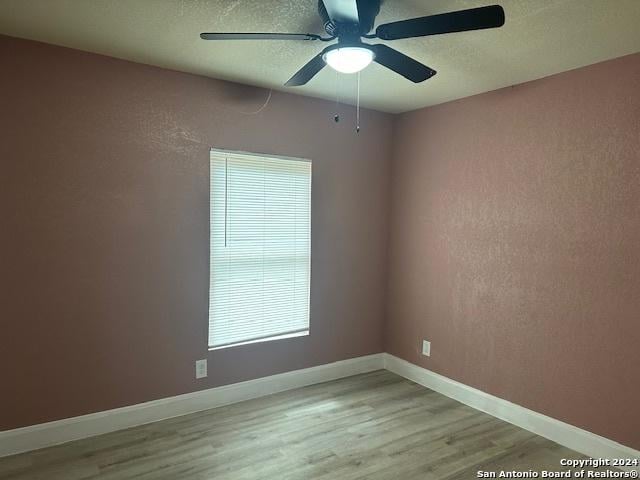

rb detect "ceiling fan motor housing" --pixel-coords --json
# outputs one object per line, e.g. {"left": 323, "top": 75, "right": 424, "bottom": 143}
{"left": 318, "top": 0, "right": 381, "bottom": 37}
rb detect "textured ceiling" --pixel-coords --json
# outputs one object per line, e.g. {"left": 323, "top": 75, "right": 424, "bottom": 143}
{"left": 1, "top": 0, "right": 639, "bottom": 113}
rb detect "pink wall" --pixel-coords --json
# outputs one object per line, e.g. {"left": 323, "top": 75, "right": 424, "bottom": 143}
{"left": 2, "top": 32, "right": 639, "bottom": 451}
{"left": 0, "top": 35, "right": 393, "bottom": 430}
{"left": 386, "top": 53, "right": 640, "bottom": 449}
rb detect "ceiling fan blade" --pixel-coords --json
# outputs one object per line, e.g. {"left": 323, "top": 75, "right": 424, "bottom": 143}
{"left": 285, "top": 50, "right": 328, "bottom": 87}
{"left": 370, "top": 44, "right": 436, "bottom": 83}
{"left": 376, "top": 5, "right": 505, "bottom": 40}
{"left": 200, "top": 32, "right": 320, "bottom": 41}
{"left": 322, "top": 0, "right": 359, "bottom": 24}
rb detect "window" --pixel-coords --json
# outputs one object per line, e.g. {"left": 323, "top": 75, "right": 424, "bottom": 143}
{"left": 209, "top": 149, "right": 311, "bottom": 349}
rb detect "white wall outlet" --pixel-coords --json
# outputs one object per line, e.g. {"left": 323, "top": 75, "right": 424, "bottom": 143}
{"left": 195, "top": 359, "right": 208, "bottom": 379}
{"left": 422, "top": 340, "right": 431, "bottom": 357}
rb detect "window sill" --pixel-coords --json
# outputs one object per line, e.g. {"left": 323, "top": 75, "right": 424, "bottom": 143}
{"left": 209, "top": 330, "right": 309, "bottom": 351}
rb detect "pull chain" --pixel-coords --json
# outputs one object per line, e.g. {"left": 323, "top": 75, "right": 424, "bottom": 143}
{"left": 356, "top": 71, "right": 361, "bottom": 133}
{"left": 334, "top": 69, "right": 340, "bottom": 123}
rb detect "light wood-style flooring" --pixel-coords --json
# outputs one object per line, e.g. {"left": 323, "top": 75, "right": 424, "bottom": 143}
{"left": 1, "top": 370, "right": 597, "bottom": 479}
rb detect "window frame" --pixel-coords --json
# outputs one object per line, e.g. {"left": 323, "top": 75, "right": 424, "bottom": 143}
{"left": 208, "top": 148, "right": 312, "bottom": 351}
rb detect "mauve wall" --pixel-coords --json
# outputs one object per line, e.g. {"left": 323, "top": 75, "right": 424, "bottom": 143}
{"left": 0, "top": 35, "right": 392, "bottom": 430}
{"left": 386, "top": 53, "right": 640, "bottom": 449}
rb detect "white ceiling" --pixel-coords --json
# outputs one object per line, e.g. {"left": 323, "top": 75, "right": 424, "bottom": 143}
{"left": 1, "top": 0, "right": 639, "bottom": 113}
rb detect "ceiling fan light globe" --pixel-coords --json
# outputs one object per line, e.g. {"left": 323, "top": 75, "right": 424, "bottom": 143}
{"left": 323, "top": 47, "right": 374, "bottom": 74}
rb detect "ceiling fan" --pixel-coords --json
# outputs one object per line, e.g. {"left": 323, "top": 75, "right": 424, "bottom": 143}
{"left": 200, "top": 0, "right": 505, "bottom": 87}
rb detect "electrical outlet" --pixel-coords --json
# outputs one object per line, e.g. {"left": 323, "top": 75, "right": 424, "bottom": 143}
{"left": 195, "top": 359, "right": 207, "bottom": 379}
{"left": 422, "top": 340, "right": 431, "bottom": 357}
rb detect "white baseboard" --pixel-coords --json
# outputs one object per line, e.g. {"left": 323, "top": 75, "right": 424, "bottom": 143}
{"left": 0, "top": 353, "right": 385, "bottom": 458}
{"left": 3, "top": 352, "right": 638, "bottom": 473}
{"left": 383, "top": 353, "right": 639, "bottom": 473}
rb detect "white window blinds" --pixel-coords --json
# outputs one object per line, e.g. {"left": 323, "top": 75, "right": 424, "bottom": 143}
{"left": 209, "top": 149, "right": 311, "bottom": 349}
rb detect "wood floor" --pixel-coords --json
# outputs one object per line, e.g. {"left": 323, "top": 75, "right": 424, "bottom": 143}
{"left": 1, "top": 370, "right": 596, "bottom": 480}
